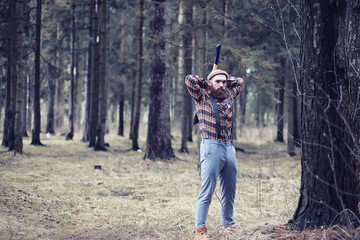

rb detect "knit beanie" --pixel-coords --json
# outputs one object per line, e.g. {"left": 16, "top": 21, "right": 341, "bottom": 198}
{"left": 207, "top": 69, "right": 229, "bottom": 81}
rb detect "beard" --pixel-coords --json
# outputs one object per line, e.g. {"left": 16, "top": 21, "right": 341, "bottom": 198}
{"left": 209, "top": 85, "right": 227, "bottom": 101}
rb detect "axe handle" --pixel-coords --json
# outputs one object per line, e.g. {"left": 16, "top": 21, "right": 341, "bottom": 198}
{"left": 212, "top": 44, "right": 221, "bottom": 71}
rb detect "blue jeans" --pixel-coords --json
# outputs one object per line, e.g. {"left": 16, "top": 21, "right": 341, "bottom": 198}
{"left": 195, "top": 139, "right": 238, "bottom": 227}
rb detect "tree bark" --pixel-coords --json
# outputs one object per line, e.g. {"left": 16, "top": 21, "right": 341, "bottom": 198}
{"left": 131, "top": 0, "right": 144, "bottom": 151}
{"left": 145, "top": 0, "right": 175, "bottom": 161}
{"left": 275, "top": 57, "right": 285, "bottom": 143}
{"left": 4, "top": 0, "right": 17, "bottom": 149}
{"left": 95, "top": 0, "right": 107, "bottom": 151}
{"left": 289, "top": 0, "right": 360, "bottom": 230}
{"left": 66, "top": 0, "right": 76, "bottom": 140}
{"left": 46, "top": 76, "right": 56, "bottom": 135}
{"left": 180, "top": 0, "right": 193, "bottom": 153}
{"left": 89, "top": 0, "right": 100, "bottom": 148}
{"left": 117, "top": 83, "right": 124, "bottom": 136}
{"left": 82, "top": 2, "right": 93, "bottom": 143}
{"left": 174, "top": 1, "right": 184, "bottom": 125}
{"left": 31, "top": 0, "right": 43, "bottom": 146}
{"left": 14, "top": 0, "right": 24, "bottom": 154}
{"left": 117, "top": 10, "right": 126, "bottom": 137}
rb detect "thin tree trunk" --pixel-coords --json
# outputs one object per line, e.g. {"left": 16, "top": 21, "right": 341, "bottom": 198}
{"left": 175, "top": 1, "right": 184, "bottom": 125}
{"left": 26, "top": 73, "right": 32, "bottom": 136}
{"left": 31, "top": 0, "right": 43, "bottom": 146}
{"left": 117, "top": 10, "right": 126, "bottom": 137}
{"left": 95, "top": 0, "right": 107, "bottom": 151}
{"left": 21, "top": 74, "right": 28, "bottom": 137}
{"left": 7, "top": 0, "right": 17, "bottom": 150}
{"left": 131, "top": 0, "right": 144, "bottom": 151}
{"left": 180, "top": 0, "right": 193, "bottom": 153}
{"left": 46, "top": 77, "right": 56, "bottom": 135}
{"left": 118, "top": 83, "right": 124, "bottom": 136}
{"left": 75, "top": 39, "right": 83, "bottom": 132}
{"left": 275, "top": 57, "right": 285, "bottom": 143}
{"left": 66, "top": 0, "right": 76, "bottom": 140}
{"left": 14, "top": 0, "right": 24, "bottom": 154}
{"left": 89, "top": 0, "right": 100, "bottom": 147}
{"left": 82, "top": 2, "right": 93, "bottom": 142}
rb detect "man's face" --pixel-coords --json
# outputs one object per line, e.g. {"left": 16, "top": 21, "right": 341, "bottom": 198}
{"left": 210, "top": 74, "right": 227, "bottom": 91}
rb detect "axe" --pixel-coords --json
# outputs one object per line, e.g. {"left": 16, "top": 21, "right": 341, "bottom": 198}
{"left": 212, "top": 44, "right": 221, "bottom": 71}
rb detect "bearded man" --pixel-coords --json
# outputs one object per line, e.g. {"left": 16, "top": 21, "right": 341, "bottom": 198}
{"left": 185, "top": 69, "right": 244, "bottom": 240}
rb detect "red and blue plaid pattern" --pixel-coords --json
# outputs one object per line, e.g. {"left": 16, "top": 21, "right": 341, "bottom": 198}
{"left": 185, "top": 75, "right": 244, "bottom": 142}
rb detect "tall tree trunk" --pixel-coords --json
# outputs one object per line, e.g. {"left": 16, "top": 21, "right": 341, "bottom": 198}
{"left": 275, "top": 57, "right": 285, "bottom": 143}
{"left": 145, "top": 0, "right": 175, "bottom": 161}
{"left": 89, "top": 0, "right": 100, "bottom": 148}
{"left": 175, "top": 1, "right": 184, "bottom": 125}
{"left": 75, "top": 35, "right": 83, "bottom": 132}
{"left": 180, "top": 0, "right": 193, "bottom": 153}
{"left": 14, "top": 0, "right": 24, "bottom": 154}
{"left": 82, "top": 2, "right": 93, "bottom": 142}
{"left": 31, "top": 0, "right": 43, "bottom": 146}
{"left": 3, "top": 0, "right": 16, "bottom": 149}
{"left": 66, "top": 0, "right": 76, "bottom": 140}
{"left": 289, "top": 0, "right": 360, "bottom": 230}
{"left": 95, "top": 0, "right": 107, "bottom": 151}
{"left": 131, "top": 0, "right": 144, "bottom": 151}
{"left": 117, "top": 10, "right": 126, "bottom": 137}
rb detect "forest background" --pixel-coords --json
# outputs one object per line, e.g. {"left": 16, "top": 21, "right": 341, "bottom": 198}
{"left": 1, "top": 0, "right": 360, "bottom": 239}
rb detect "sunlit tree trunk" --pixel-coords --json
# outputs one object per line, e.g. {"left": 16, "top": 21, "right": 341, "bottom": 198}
{"left": 289, "top": 0, "right": 360, "bottom": 230}
{"left": 82, "top": 2, "right": 93, "bottom": 142}
{"left": 174, "top": 1, "right": 184, "bottom": 125}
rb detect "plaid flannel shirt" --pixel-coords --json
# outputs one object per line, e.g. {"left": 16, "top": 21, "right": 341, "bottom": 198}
{"left": 185, "top": 75, "right": 244, "bottom": 142}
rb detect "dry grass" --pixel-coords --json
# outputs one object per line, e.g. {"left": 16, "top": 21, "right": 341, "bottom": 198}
{"left": 0, "top": 131, "right": 354, "bottom": 239}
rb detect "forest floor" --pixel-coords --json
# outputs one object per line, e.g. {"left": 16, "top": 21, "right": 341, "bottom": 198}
{"left": 0, "top": 130, "right": 356, "bottom": 240}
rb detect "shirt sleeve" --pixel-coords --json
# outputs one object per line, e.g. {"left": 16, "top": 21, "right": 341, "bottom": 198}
{"left": 227, "top": 76, "right": 245, "bottom": 101}
{"left": 185, "top": 75, "right": 207, "bottom": 102}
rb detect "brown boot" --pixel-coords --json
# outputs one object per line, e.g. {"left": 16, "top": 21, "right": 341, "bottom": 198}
{"left": 194, "top": 226, "right": 211, "bottom": 240}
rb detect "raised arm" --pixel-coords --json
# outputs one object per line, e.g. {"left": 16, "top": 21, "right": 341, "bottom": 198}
{"left": 227, "top": 76, "right": 245, "bottom": 100}
{"left": 185, "top": 75, "right": 208, "bottom": 102}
